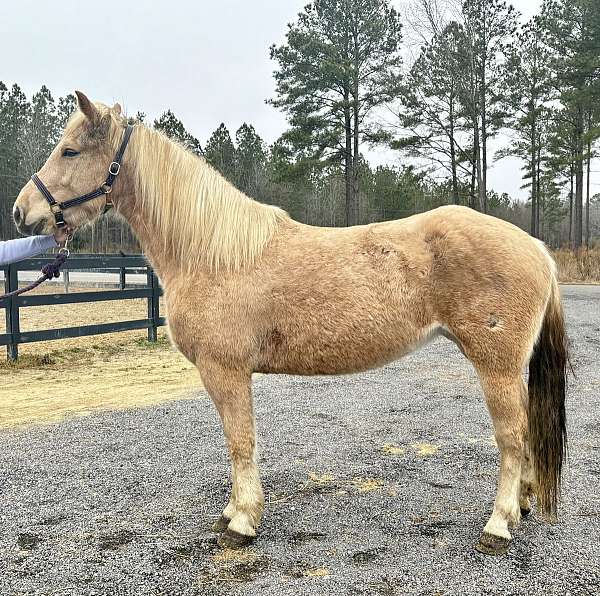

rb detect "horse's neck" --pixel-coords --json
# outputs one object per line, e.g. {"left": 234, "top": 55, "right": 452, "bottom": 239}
{"left": 115, "top": 126, "right": 284, "bottom": 281}
{"left": 123, "top": 205, "right": 177, "bottom": 284}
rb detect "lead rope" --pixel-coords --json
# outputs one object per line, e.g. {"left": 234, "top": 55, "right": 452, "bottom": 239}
{"left": 0, "top": 237, "right": 70, "bottom": 301}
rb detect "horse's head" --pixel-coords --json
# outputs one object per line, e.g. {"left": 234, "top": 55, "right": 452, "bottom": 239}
{"left": 13, "top": 91, "right": 127, "bottom": 236}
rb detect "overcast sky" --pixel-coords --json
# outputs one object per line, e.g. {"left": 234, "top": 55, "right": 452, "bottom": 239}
{"left": 2, "top": 0, "right": 568, "bottom": 202}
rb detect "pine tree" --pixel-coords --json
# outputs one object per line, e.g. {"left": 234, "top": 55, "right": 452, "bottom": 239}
{"left": 235, "top": 123, "right": 267, "bottom": 196}
{"left": 499, "top": 19, "right": 552, "bottom": 237}
{"left": 56, "top": 93, "right": 76, "bottom": 130}
{"left": 153, "top": 110, "right": 202, "bottom": 155}
{"left": 539, "top": 0, "right": 600, "bottom": 247}
{"left": 459, "top": 0, "right": 519, "bottom": 212}
{"left": 204, "top": 123, "right": 237, "bottom": 182}
{"left": 21, "top": 85, "right": 60, "bottom": 175}
{"left": 269, "top": 0, "right": 403, "bottom": 225}
{"left": 393, "top": 22, "right": 472, "bottom": 205}
{"left": 0, "top": 83, "right": 30, "bottom": 238}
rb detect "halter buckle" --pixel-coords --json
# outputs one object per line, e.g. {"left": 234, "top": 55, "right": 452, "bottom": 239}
{"left": 101, "top": 183, "right": 113, "bottom": 195}
{"left": 51, "top": 205, "right": 66, "bottom": 226}
{"left": 108, "top": 162, "right": 121, "bottom": 176}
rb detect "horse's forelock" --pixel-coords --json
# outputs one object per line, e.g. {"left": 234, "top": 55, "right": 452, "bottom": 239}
{"left": 64, "top": 103, "right": 124, "bottom": 148}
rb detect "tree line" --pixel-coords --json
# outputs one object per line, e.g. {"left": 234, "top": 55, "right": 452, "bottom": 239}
{"left": 269, "top": 0, "right": 600, "bottom": 247}
{"left": 1, "top": 0, "right": 599, "bottom": 250}
{"left": 0, "top": 81, "right": 476, "bottom": 250}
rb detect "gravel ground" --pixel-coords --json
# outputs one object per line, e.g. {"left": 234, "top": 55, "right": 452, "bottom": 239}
{"left": 0, "top": 285, "right": 598, "bottom": 596}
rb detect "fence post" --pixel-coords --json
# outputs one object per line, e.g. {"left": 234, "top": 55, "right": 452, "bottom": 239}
{"left": 119, "top": 267, "right": 126, "bottom": 290}
{"left": 5, "top": 264, "right": 20, "bottom": 361}
{"left": 146, "top": 266, "right": 159, "bottom": 342}
{"left": 63, "top": 269, "right": 70, "bottom": 293}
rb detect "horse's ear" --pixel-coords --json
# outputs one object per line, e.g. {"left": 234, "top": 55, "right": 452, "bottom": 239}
{"left": 75, "top": 90, "right": 99, "bottom": 123}
{"left": 112, "top": 102, "right": 122, "bottom": 116}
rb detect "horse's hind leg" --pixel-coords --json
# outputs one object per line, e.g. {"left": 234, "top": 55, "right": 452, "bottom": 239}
{"left": 520, "top": 436, "right": 536, "bottom": 517}
{"left": 518, "top": 378, "right": 536, "bottom": 517}
{"left": 198, "top": 360, "right": 264, "bottom": 548}
{"left": 475, "top": 370, "right": 527, "bottom": 555}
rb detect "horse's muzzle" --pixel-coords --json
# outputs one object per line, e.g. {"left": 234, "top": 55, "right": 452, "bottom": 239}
{"left": 16, "top": 217, "right": 49, "bottom": 237}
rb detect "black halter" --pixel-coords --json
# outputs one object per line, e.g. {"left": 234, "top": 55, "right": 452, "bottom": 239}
{"left": 31, "top": 124, "right": 134, "bottom": 228}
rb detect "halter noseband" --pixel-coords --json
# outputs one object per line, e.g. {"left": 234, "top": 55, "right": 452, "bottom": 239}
{"left": 31, "top": 124, "right": 135, "bottom": 228}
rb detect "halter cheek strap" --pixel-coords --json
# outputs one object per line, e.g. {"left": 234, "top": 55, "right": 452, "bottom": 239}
{"left": 31, "top": 124, "right": 134, "bottom": 228}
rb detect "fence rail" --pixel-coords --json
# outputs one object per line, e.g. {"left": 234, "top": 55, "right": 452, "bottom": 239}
{"left": 1, "top": 254, "right": 164, "bottom": 361}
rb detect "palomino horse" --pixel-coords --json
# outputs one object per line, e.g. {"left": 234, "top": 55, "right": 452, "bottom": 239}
{"left": 13, "top": 92, "right": 568, "bottom": 555}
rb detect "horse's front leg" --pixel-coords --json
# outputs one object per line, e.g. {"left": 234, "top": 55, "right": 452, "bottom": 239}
{"left": 198, "top": 359, "right": 264, "bottom": 548}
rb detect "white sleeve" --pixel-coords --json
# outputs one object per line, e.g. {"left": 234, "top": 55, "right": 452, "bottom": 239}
{"left": 0, "top": 235, "right": 58, "bottom": 266}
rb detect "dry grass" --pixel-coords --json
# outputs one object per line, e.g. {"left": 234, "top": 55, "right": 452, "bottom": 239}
{"left": 553, "top": 248, "right": 600, "bottom": 283}
{"left": 0, "top": 285, "right": 201, "bottom": 429}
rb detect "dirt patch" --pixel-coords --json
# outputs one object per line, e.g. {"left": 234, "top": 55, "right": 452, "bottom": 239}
{"left": 98, "top": 530, "right": 135, "bottom": 551}
{"left": 288, "top": 531, "right": 327, "bottom": 545}
{"left": 352, "top": 548, "right": 384, "bottom": 566}
{"left": 152, "top": 536, "right": 217, "bottom": 567}
{"left": 414, "top": 520, "right": 455, "bottom": 538}
{"left": 199, "top": 549, "right": 270, "bottom": 585}
{"left": 17, "top": 533, "right": 42, "bottom": 550}
{"left": 285, "top": 563, "right": 330, "bottom": 579}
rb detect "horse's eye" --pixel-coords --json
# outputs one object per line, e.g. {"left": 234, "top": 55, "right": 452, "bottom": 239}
{"left": 62, "top": 148, "right": 80, "bottom": 157}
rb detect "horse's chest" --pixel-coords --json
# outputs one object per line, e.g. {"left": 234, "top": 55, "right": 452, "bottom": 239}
{"left": 163, "top": 286, "right": 252, "bottom": 365}
{"left": 163, "top": 291, "right": 209, "bottom": 363}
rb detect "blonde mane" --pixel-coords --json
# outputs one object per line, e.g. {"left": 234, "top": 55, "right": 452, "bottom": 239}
{"left": 118, "top": 119, "right": 287, "bottom": 272}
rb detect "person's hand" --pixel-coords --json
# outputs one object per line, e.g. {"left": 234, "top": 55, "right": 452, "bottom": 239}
{"left": 53, "top": 227, "right": 70, "bottom": 245}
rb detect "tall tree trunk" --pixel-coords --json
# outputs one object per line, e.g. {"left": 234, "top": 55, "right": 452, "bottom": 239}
{"left": 569, "top": 164, "right": 574, "bottom": 247}
{"left": 474, "top": 119, "right": 483, "bottom": 211}
{"left": 469, "top": 141, "right": 477, "bottom": 209}
{"left": 586, "top": 112, "right": 591, "bottom": 248}
{"left": 352, "top": 126, "right": 359, "bottom": 225}
{"left": 574, "top": 105, "right": 584, "bottom": 248}
{"left": 480, "top": 77, "right": 487, "bottom": 213}
{"left": 351, "top": 22, "right": 361, "bottom": 226}
{"left": 343, "top": 87, "right": 352, "bottom": 227}
{"left": 352, "top": 83, "right": 360, "bottom": 226}
{"left": 530, "top": 112, "right": 537, "bottom": 238}
{"left": 479, "top": 10, "right": 487, "bottom": 214}
{"left": 449, "top": 93, "right": 460, "bottom": 205}
{"left": 536, "top": 139, "right": 541, "bottom": 238}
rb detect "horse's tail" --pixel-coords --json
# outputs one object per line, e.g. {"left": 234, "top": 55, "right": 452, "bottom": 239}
{"left": 528, "top": 274, "right": 568, "bottom": 518}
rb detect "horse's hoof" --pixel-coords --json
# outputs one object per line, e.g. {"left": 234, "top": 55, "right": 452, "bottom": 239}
{"left": 217, "top": 528, "right": 255, "bottom": 549}
{"left": 520, "top": 507, "right": 531, "bottom": 518}
{"left": 475, "top": 532, "right": 510, "bottom": 556}
{"left": 211, "top": 515, "right": 231, "bottom": 533}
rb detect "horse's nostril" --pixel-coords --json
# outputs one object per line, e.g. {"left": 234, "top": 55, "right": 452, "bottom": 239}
{"left": 13, "top": 206, "right": 22, "bottom": 225}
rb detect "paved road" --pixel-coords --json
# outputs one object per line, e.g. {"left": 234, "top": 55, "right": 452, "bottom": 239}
{"left": 0, "top": 286, "right": 598, "bottom": 595}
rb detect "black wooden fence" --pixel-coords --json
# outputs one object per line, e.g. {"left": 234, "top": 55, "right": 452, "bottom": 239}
{"left": 1, "top": 254, "right": 164, "bottom": 361}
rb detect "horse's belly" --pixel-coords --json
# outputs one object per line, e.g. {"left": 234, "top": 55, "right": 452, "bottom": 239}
{"left": 256, "top": 321, "right": 439, "bottom": 375}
